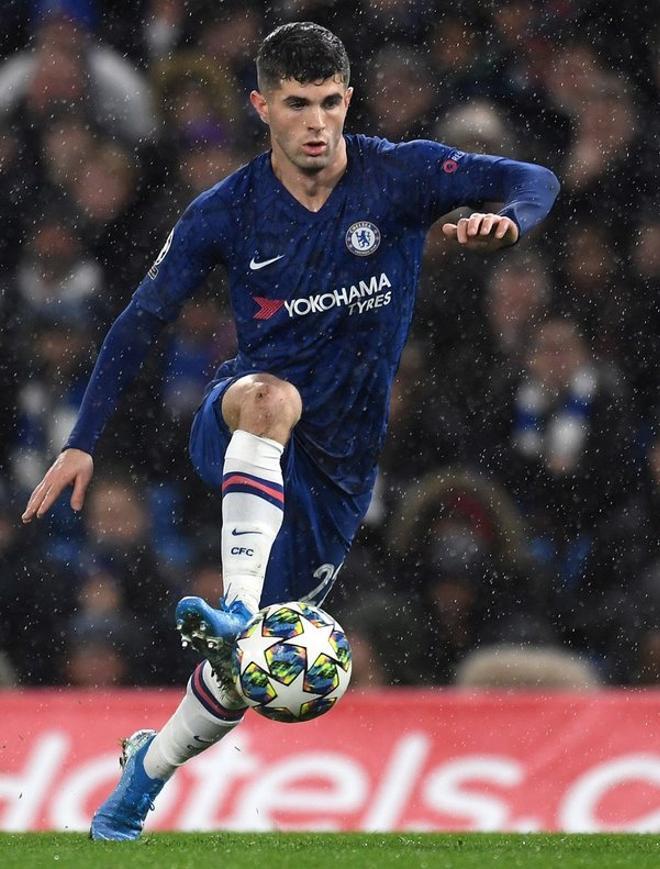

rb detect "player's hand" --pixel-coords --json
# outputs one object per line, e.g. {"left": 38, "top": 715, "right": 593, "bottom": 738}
{"left": 441, "top": 213, "right": 519, "bottom": 251}
{"left": 21, "top": 448, "right": 94, "bottom": 523}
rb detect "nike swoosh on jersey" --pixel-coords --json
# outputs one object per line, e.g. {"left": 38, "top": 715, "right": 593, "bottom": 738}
{"left": 232, "top": 529, "right": 264, "bottom": 536}
{"left": 249, "top": 255, "right": 285, "bottom": 270}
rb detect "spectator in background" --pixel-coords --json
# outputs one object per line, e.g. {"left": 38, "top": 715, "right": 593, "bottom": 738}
{"left": 484, "top": 317, "right": 639, "bottom": 678}
{"left": 81, "top": 477, "right": 182, "bottom": 682}
{"left": 366, "top": 46, "right": 437, "bottom": 140}
{"left": 39, "top": 112, "right": 96, "bottom": 193}
{"left": 64, "top": 565, "right": 142, "bottom": 687}
{"left": 378, "top": 342, "right": 470, "bottom": 508}
{"left": 455, "top": 644, "right": 602, "bottom": 690}
{"left": 560, "top": 74, "right": 638, "bottom": 208}
{"left": 362, "top": 0, "right": 434, "bottom": 48}
{"left": 541, "top": 39, "right": 604, "bottom": 118}
{"left": 150, "top": 44, "right": 251, "bottom": 215}
{"left": 64, "top": 636, "right": 130, "bottom": 687}
{"left": 16, "top": 208, "right": 103, "bottom": 327}
{"left": 162, "top": 297, "right": 236, "bottom": 426}
{"left": 436, "top": 249, "right": 552, "bottom": 445}
{"left": 155, "top": 295, "right": 236, "bottom": 478}
{"left": 195, "top": 6, "right": 262, "bottom": 91}
{"left": 629, "top": 431, "right": 660, "bottom": 683}
{"left": 418, "top": 544, "right": 496, "bottom": 684}
{"left": 332, "top": 586, "right": 422, "bottom": 687}
{"left": 343, "top": 630, "right": 388, "bottom": 689}
{"left": 11, "top": 320, "right": 92, "bottom": 492}
{"left": 475, "top": 3, "right": 571, "bottom": 161}
{"left": 10, "top": 214, "right": 105, "bottom": 491}
{"left": 192, "top": 6, "right": 265, "bottom": 144}
{"left": 555, "top": 221, "right": 627, "bottom": 366}
{"left": 143, "top": 0, "right": 188, "bottom": 63}
{"left": 387, "top": 466, "right": 550, "bottom": 682}
{"left": 541, "top": 43, "right": 642, "bottom": 230}
{"left": 496, "top": 318, "right": 631, "bottom": 534}
{"left": 627, "top": 217, "right": 660, "bottom": 411}
{"left": 84, "top": 477, "right": 168, "bottom": 590}
{"left": 70, "top": 141, "right": 160, "bottom": 293}
{"left": 0, "top": 484, "right": 74, "bottom": 684}
{"left": 0, "top": 652, "right": 16, "bottom": 688}
{"left": 435, "top": 99, "right": 516, "bottom": 158}
{"left": 187, "top": 559, "right": 223, "bottom": 604}
{"left": 178, "top": 142, "right": 244, "bottom": 198}
{"left": 0, "top": 131, "right": 29, "bottom": 274}
{"left": 154, "top": 54, "right": 240, "bottom": 149}
{"left": 483, "top": 251, "right": 551, "bottom": 368}
{"left": 0, "top": 9, "right": 157, "bottom": 144}
{"left": 427, "top": 13, "right": 494, "bottom": 111}
{"left": 0, "top": 129, "right": 27, "bottom": 474}
{"left": 486, "top": 318, "right": 630, "bottom": 538}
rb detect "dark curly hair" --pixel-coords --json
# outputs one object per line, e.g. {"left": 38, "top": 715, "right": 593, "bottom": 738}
{"left": 256, "top": 22, "right": 350, "bottom": 92}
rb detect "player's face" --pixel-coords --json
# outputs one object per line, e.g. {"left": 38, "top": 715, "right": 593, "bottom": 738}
{"left": 251, "top": 76, "right": 353, "bottom": 174}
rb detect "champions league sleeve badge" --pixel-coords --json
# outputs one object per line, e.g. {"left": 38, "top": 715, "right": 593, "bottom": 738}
{"left": 345, "top": 221, "right": 381, "bottom": 256}
{"left": 148, "top": 227, "right": 175, "bottom": 279}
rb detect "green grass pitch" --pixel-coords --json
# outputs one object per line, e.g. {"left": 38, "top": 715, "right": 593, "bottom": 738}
{"left": 1, "top": 833, "right": 659, "bottom": 868}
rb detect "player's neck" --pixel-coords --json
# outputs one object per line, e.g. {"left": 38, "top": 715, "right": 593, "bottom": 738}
{"left": 271, "top": 140, "right": 348, "bottom": 213}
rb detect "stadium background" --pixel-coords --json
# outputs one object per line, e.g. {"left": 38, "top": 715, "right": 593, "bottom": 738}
{"left": 0, "top": 0, "right": 658, "bottom": 693}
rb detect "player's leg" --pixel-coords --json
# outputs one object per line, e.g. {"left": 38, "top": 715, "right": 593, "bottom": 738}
{"left": 259, "top": 439, "right": 373, "bottom": 607}
{"left": 90, "top": 375, "right": 302, "bottom": 841}
{"left": 218, "top": 373, "right": 302, "bottom": 612}
{"left": 90, "top": 661, "right": 243, "bottom": 840}
{"left": 177, "top": 373, "right": 302, "bottom": 644}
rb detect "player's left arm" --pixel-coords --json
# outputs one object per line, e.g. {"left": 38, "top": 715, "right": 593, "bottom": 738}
{"left": 441, "top": 210, "right": 520, "bottom": 252}
{"left": 439, "top": 152, "right": 560, "bottom": 252}
{"left": 400, "top": 142, "right": 560, "bottom": 251}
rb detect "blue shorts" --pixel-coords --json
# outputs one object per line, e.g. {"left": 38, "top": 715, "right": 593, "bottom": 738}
{"left": 188, "top": 378, "right": 372, "bottom": 607}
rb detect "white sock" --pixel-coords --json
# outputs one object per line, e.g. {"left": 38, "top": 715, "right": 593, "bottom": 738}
{"left": 221, "top": 429, "right": 284, "bottom": 613}
{"left": 143, "top": 661, "right": 244, "bottom": 780}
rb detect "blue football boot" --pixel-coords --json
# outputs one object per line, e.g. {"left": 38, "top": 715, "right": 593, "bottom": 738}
{"left": 175, "top": 595, "right": 253, "bottom": 704}
{"left": 90, "top": 729, "right": 164, "bottom": 841}
{"left": 175, "top": 595, "right": 252, "bottom": 658}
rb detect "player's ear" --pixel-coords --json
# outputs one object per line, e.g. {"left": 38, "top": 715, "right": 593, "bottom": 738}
{"left": 250, "top": 90, "right": 269, "bottom": 125}
{"left": 344, "top": 86, "right": 354, "bottom": 110}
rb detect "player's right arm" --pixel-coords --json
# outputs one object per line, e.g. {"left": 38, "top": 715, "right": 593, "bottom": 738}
{"left": 21, "top": 191, "right": 224, "bottom": 523}
{"left": 22, "top": 448, "right": 94, "bottom": 522}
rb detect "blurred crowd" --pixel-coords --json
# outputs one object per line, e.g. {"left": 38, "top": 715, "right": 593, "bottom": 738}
{"left": 1, "top": 0, "right": 658, "bottom": 690}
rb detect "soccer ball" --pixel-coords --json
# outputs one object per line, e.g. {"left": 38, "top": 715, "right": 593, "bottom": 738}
{"left": 231, "top": 601, "right": 352, "bottom": 723}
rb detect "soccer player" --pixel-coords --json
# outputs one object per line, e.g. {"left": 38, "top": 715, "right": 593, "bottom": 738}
{"left": 21, "top": 22, "right": 559, "bottom": 839}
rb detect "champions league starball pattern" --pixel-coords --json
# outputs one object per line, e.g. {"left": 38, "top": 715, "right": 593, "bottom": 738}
{"left": 232, "top": 602, "right": 352, "bottom": 723}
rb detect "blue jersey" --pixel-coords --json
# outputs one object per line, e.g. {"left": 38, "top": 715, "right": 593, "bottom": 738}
{"left": 66, "top": 135, "right": 559, "bottom": 495}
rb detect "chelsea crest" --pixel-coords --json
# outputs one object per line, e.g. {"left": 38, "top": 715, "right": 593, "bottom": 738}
{"left": 346, "top": 221, "right": 381, "bottom": 256}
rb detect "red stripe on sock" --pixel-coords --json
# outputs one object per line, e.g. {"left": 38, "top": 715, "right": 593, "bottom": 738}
{"left": 222, "top": 474, "right": 284, "bottom": 503}
{"left": 192, "top": 664, "right": 243, "bottom": 721}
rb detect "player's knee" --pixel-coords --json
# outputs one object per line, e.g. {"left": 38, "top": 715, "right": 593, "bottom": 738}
{"left": 248, "top": 376, "right": 301, "bottom": 425}
{"left": 223, "top": 374, "right": 302, "bottom": 435}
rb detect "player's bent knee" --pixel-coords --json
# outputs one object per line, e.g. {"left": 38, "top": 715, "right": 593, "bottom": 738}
{"left": 222, "top": 374, "right": 302, "bottom": 437}
{"left": 248, "top": 378, "right": 302, "bottom": 427}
